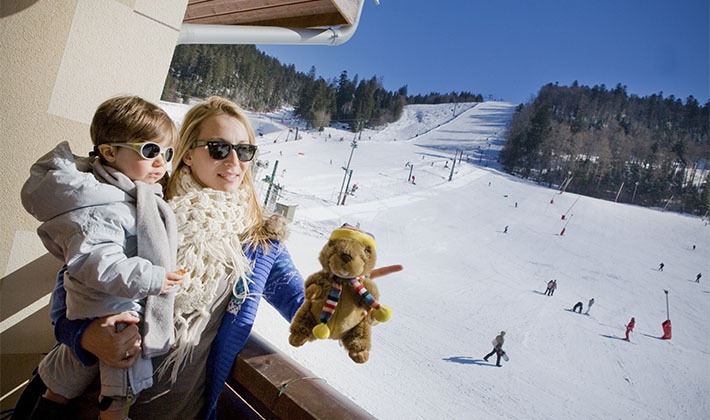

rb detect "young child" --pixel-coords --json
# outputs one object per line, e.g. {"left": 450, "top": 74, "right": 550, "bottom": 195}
{"left": 21, "top": 96, "right": 184, "bottom": 420}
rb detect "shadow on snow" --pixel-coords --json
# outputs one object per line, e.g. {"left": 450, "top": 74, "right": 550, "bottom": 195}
{"left": 442, "top": 356, "right": 499, "bottom": 367}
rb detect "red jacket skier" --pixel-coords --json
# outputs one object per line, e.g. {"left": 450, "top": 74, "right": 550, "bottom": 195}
{"left": 625, "top": 317, "right": 635, "bottom": 341}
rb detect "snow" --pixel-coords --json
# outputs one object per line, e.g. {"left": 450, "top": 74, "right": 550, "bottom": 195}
{"left": 160, "top": 100, "right": 710, "bottom": 420}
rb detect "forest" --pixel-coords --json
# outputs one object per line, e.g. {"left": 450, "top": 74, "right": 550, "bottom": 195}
{"left": 500, "top": 82, "right": 710, "bottom": 215}
{"left": 161, "top": 44, "right": 482, "bottom": 131}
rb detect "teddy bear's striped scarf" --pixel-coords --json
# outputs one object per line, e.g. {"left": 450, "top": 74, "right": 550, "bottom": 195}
{"left": 157, "top": 166, "right": 252, "bottom": 383}
{"left": 319, "top": 272, "right": 381, "bottom": 324}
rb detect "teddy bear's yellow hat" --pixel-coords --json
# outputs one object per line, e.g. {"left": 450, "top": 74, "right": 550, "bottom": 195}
{"left": 330, "top": 224, "right": 376, "bottom": 250}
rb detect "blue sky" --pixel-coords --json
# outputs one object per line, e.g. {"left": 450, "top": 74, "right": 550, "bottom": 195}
{"left": 257, "top": 0, "right": 709, "bottom": 105}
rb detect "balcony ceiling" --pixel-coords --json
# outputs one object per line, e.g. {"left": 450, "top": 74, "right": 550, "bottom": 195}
{"left": 183, "top": 0, "right": 360, "bottom": 28}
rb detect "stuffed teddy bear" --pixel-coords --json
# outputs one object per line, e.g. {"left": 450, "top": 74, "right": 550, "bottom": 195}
{"left": 289, "top": 224, "right": 392, "bottom": 363}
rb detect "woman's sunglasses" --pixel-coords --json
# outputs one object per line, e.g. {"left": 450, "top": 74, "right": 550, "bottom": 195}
{"left": 191, "top": 141, "right": 258, "bottom": 162}
{"left": 108, "top": 142, "right": 174, "bottom": 163}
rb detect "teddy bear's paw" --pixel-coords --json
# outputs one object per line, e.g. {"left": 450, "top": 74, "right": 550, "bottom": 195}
{"left": 348, "top": 350, "right": 370, "bottom": 364}
{"left": 289, "top": 334, "right": 309, "bottom": 347}
{"left": 305, "top": 290, "right": 321, "bottom": 300}
{"left": 305, "top": 285, "right": 323, "bottom": 300}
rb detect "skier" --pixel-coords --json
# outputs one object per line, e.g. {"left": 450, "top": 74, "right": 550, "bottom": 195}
{"left": 504, "top": 225, "right": 509, "bottom": 234}
{"left": 696, "top": 273, "right": 702, "bottom": 283}
{"left": 625, "top": 317, "right": 635, "bottom": 341}
{"left": 483, "top": 331, "right": 506, "bottom": 367}
{"left": 584, "top": 298, "right": 595, "bottom": 315}
{"left": 544, "top": 280, "right": 554, "bottom": 296}
{"left": 658, "top": 262, "right": 664, "bottom": 271}
{"left": 549, "top": 280, "right": 558, "bottom": 296}
{"left": 411, "top": 175, "right": 416, "bottom": 185}
{"left": 572, "top": 301, "right": 583, "bottom": 313}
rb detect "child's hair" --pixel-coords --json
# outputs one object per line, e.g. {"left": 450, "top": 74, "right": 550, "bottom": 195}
{"left": 166, "top": 96, "right": 268, "bottom": 248}
{"left": 90, "top": 96, "right": 178, "bottom": 152}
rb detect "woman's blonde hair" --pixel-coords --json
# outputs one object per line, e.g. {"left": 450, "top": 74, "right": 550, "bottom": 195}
{"left": 167, "top": 96, "right": 269, "bottom": 249}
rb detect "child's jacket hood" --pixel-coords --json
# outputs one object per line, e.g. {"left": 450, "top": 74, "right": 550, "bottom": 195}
{"left": 21, "top": 141, "right": 131, "bottom": 221}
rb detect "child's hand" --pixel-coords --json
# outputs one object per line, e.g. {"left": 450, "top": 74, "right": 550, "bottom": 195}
{"left": 161, "top": 269, "right": 186, "bottom": 294}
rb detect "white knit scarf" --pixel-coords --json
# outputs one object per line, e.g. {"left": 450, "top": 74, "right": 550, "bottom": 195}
{"left": 157, "top": 166, "right": 252, "bottom": 383}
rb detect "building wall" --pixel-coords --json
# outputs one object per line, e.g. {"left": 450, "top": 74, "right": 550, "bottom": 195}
{"left": 0, "top": 0, "right": 187, "bottom": 408}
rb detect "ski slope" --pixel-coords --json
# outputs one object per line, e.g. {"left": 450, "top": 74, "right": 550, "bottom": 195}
{"left": 161, "top": 100, "right": 710, "bottom": 420}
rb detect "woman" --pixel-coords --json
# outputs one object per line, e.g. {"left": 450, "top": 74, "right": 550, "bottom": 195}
{"left": 15, "top": 97, "right": 306, "bottom": 420}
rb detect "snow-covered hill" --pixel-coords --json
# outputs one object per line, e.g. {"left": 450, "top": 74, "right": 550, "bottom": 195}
{"left": 161, "top": 100, "right": 710, "bottom": 420}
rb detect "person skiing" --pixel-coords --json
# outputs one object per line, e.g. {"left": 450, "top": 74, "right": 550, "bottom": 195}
{"left": 484, "top": 331, "right": 506, "bottom": 367}
{"left": 584, "top": 298, "right": 595, "bottom": 315}
{"left": 549, "top": 279, "right": 558, "bottom": 296}
{"left": 625, "top": 317, "right": 635, "bottom": 341}
{"left": 504, "top": 225, "right": 509, "bottom": 234}
{"left": 696, "top": 273, "right": 702, "bottom": 283}
{"left": 658, "top": 262, "right": 664, "bottom": 271}
{"left": 544, "top": 280, "right": 554, "bottom": 296}
{"left": 572, "top": 301, "right": 583, "bottom": 313}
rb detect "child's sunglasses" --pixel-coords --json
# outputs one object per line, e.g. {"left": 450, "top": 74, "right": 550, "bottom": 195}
{"left": 191, "top": 141, "right": 258, "bottom": 162}
{"left": 108, "top": 142, "right": 174, "bottom": 163}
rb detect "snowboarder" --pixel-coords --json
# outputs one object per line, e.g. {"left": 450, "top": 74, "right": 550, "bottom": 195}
{"left": 504, "top": 225, "right": 509, "bottom": 234}
{"left": 696, "top": 273, "right": 702, "bottom": 283}
{"left": 625, "top": 317, "right": 635, "bottom": 341}
{"left": 658, "top": 262, "right": 664, "bottom": 271}
{"left": 584, "top": 298, "right": 595, "bottom": 315}
{"left": 572, "top": 301, "right": 583, "bottom": 313}
{"left": 484, "top": 331, "right": 507, "bottom": 367}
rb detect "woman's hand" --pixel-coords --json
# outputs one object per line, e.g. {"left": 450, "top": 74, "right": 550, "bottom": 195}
{"left": 80, "top": 312, "right": 141, "bottom": 368}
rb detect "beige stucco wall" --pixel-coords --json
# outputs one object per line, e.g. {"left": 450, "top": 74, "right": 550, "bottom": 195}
{"left": 0, "top": 0, "right": 187, "bottom": 277}
{"left": 0, "top": 0, "right": 187, "bottom": 406}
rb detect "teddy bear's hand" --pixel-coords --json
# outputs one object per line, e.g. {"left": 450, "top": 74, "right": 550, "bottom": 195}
{"left": 305, "top": 284, "right": 323, "bottom": 300}
{"left": 366, "top": 306, "right": 392, "bottom": 324}
{"left": 366, "top": 308, "right": 378, "bottom": 324}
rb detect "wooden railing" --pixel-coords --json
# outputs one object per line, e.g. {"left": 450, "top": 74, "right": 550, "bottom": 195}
{"left": 219, "top": 333, "right": 377, "bottom": 420}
